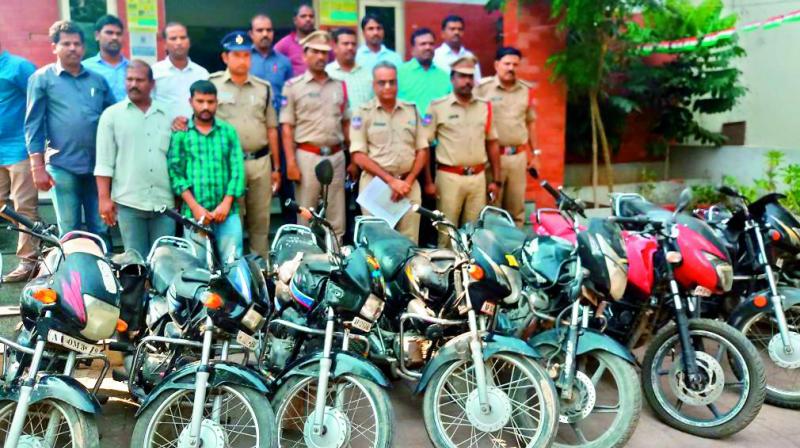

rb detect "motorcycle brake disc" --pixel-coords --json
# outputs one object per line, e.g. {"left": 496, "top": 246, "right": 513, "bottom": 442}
{"left": 669, "top": 351, "right": 725, "bottom": 406}
{"left": 768, "top": 332, "right": 800, "bottom": 369}
{"left": 559, "top": 371, "right": 596, "bottom": 424}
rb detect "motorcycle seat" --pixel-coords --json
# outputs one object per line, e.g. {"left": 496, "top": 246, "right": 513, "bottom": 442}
{"left": 479, "top": 213, "right": 529, "bottom": 253}
{"left": 149, "top": 245, "right": 206, "bottom": 295}
{"left": 358, "top": 221, "right": 415, "bottom": 281}
{"left": 272, "top": 235, "right": 325, "bottom": 267}
{"left": 613, "top": 194, "right": 673, "bottom": 222}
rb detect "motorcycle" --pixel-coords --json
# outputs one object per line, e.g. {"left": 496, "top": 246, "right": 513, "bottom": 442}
{"left": 265, "top": 159, "right": 395, "bottom": 448}
{"left": 353, "top": 205, "right": 559, "bottom": 448}
{"left": 127, "top": 207, "right": 277, "bottom": 448}
{"left": 487, "top": 181, "right": 642, "bottom": 448}
{"left": 611, "top": 189, "right": 767, "bottom": 438}
{"left": 0, "top": 205, "right": 118, "bottom": 448}
{"left": 699, "top": 186, "right": 800, "bottom": 408}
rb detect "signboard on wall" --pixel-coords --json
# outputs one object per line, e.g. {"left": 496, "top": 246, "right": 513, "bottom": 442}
{"left": 126, "top": 0, "right": 159, "bottom": 63}
{"left": 320, "top": 0, "right": 358, "bottom": 26}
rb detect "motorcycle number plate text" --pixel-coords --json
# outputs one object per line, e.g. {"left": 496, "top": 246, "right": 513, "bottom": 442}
{"left": 236, "top": 331, "right": 258, "bottom": 351}
{"left": 351, "top": 317, "right": 373, "bottom": 332}
{"left": 481, "top": 301, "right": 497, "bottom": 316}
{"left": 47, "top": 330, "right": 99, "bottom": 354}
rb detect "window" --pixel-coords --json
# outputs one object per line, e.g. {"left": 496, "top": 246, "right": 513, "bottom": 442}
{"left": 69, "top": 0, "right": 108, "bottom": 58}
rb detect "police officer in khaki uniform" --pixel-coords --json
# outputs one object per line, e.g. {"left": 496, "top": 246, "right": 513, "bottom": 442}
{"left": 425, "top": 55, "right": 500, "bottom": 247}
{"left": 350, "top": 61, "right": 428, "bottom": 243}
{"left": 475, "top": 46, "right": 539, "bottom": 227}
{"left": 280, "top": 30, "right": 352, "bottom": 239}
{"left": 209, "top": 31, "right": 281, "bottom": 259}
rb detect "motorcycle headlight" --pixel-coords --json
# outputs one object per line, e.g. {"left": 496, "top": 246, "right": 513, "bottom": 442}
{"left": 703, "top": 252, "right": 733, "bottom": 292}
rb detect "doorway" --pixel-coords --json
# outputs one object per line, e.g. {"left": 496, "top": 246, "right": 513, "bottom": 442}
{"left": 359, "top": 0, "right": 405, "bottom": 58}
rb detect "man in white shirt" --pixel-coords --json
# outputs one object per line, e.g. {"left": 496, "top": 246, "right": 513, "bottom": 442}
{"left": 432, "top": 15, "right": 481, "bottom": 81}
{"left": 355, "top": 14, "right": 402, "bottom": 71}
{"left": 152, "top": 22, "right": 209, "bottom": 120}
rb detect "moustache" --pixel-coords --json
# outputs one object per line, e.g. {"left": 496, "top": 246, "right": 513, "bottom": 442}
{"left": 129, "top": 88, "right": 140, "bottom": 93}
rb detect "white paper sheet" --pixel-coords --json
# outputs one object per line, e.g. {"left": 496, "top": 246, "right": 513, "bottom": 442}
{"left": 356, "top": 177, "right": 411, "bottom": 228}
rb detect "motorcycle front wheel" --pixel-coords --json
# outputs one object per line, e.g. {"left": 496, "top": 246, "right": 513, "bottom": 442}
{"left": 130, "top": 384, "right": 276, "bottom": 448}
{"left": 739, "top": 303, "right": 800, "bottom": 408}
{"left": 422, "top": 353, "right": 558, "bottom": 448}
{"left": 273, "top": 374, "right": 394, "bottom": 448}
{"left": 0, "top": 399, "right": 99, "bottom": 448}
{"left": 642, "top": 318, "right": 766, "bottom": 439}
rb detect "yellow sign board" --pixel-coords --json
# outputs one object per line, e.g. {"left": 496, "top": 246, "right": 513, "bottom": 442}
{"left": 320, "top": 0, "right": 359, "bottom": 26}
{"left": 126, "top": 0, "right": 159, "bottom": 31}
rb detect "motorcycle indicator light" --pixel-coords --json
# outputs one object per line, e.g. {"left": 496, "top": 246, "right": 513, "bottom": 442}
{"left": 754, "top": 295, "right": 768, "bottom": 308}
{"left": 665, "top": 251, "right": 683, "bottom": 264}
{"left": 201, "top": 291, "right": 224, "bottom": 310}
{"left": 468, "top": 264, "right": 485, "bottom": 281}
{"left": 769, "top": 229, "right": 782, "bottom": 242}
{"left": 116, "top": 319, "right": 128, "bottom": 333}
{"left": 32, "top": 288, "right": 58, "bottom": 304}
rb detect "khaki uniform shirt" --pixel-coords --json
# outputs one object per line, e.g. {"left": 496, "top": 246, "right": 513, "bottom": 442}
{"left": 209, "top": 71, "right": 277, "bottom": 153}
{"left": 350, "top": 99, "right": 427, "bottom": 175}
{"left": 425, "top": 93, "right": 497, "bottom": 166}
{"left": 279, "top": 71, "right": 350, "bottom": 147}
{"left": 475, "top": 76, "right": 535, "bottom": 147}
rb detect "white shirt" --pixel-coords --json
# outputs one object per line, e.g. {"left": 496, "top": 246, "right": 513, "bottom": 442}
{"left": 152, "top": 57, "right": 210, "bottom": 121}
{"left": 433, "top": 43, "right": 481, "bottom": 82}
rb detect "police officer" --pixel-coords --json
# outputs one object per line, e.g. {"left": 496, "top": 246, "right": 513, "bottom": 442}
{"left": 280, "top": 30, "right": 350, "bottom": 239}
{"left": 475, "top": 46, "right": 538, "bottom": 227}
{"left": 351, "top": 61, "right": 428, "bottom": 243}
{"left": 425, "top": 55, "right": 499, "bottom": 247}
{"left": 209, "top": 31, "right": 280, "bottom": 258}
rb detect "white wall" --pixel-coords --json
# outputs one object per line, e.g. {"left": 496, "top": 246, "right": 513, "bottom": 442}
{"left": 695, "top": 0, "right": 800, "bottom": 150}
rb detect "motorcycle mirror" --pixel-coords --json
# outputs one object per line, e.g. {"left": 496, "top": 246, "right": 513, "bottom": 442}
{"left": 717, "top": 185, "right": 740, "bottom": 198}
{"left": 527, "top": 167, "right": 539, "bottom": 179}
{"left": 675, "top": 188, "right": 693, "bottom": 214}
{"left": 315, "top": 160, "right": 334, "bottom": 186}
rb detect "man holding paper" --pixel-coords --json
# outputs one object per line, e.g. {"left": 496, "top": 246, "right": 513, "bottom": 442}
{"left": 350, "top": 61, "right": 428, "bottom": 243}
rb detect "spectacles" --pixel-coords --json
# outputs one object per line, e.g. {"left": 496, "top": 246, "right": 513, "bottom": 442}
{"left": 375, "top": 80, "right": 397, "bottom": 87}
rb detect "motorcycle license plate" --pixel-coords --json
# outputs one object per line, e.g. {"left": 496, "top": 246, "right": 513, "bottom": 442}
{"left": 351, "top": 317, "right": 373, "bottom": 333}
{"left": 481, "top": 301, "right": 497, "bottom": 316}
{"left": 46, "top": 330, "right": 99, "bottom": 354}
{"left": 236, "top": 331, "right": 258, "bottom": 351}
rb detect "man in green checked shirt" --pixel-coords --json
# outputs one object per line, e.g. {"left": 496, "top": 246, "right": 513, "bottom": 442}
{"left": 167, "top": 80, "right": 246, "bottom": 261}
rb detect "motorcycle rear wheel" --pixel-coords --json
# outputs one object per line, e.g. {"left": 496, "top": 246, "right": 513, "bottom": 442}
{"left": 641, "top": 318, "right": 766, "bottom": 439}
{"left": 0, "top": 399, "right": 99, "bottom": 448}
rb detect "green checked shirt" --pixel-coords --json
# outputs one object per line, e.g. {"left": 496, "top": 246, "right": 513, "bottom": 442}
{"left": 167, "top": 118, "right": 246, "bottom": 218}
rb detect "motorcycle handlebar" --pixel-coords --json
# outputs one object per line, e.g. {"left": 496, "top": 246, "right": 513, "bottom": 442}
{"left": 540, "top": 181, "right": 587, "bottom": 218}
{"left": 159, "top": 206, "right": 213, "bottom": 235}
{"left": 0, "top": 204, "right": 37, "bottom": 231}
{"left": 412, "top": 204, "right": 443, "bottom": 222}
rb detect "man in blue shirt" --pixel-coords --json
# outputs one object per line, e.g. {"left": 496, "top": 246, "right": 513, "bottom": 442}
{"left": 83, "top": 14, "right": 128, "bottom": 102}
{"left": 249, "top": 14, "right": 293, "bottom": 112}
{"left": 0, "top": 41, "right": 39, "bottom": 282}
{"left": 355, "top": 14, "right": 402, "bottom": 71}
{"left": 25, "top": 21, "right": 115, "bottom": 248}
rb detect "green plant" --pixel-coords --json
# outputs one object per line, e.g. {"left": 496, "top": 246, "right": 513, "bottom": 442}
{"left": 638, "top": 168, "right": 658, "bottom": 200}
{"left": 722, "top": 151, "right": 800, "bottom": 215}
{"left": 691, "top": 183, "right": 724, "bottom": 207}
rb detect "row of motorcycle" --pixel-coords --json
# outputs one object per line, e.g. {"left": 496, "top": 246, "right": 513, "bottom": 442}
{"left": 0, "top": 159, "right": 797, "bottom": 447}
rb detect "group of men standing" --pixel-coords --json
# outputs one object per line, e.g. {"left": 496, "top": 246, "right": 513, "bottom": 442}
{"left": 0, "top": 3, "right": 539, "bottom": 283}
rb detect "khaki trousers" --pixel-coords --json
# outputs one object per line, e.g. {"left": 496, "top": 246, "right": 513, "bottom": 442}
{"left": 435, "top": 170, "right": 486, "bottom": 247}
{"left": 240, "top": 156, "right": 273, "bottom": 259}
{"left": 497, "top": 152, "right": 528, "bottom": 227}
{"left": 295, "top": 149, "right": 346, "bottom": 239}
{"left": 0, "top": 159, "right": 39, "bottom": 264}
{"left": 359, "top": 172, "right": 421, "bottom": 244}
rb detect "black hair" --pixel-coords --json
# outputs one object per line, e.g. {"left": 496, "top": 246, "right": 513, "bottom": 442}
{"left": 161, "top": 22, "right": 187, "bottom": 40}
{"left": 361, "top": 14, "right": 384, "bottom": 31}
{"left": 127, "top": 59, "right": 154, "bottom": 81}
{"left": 294, "top": 4, "right": 314, "bottom": 17}
{"left": 496, "top": 46, "right": 522, "bottom": 60}
{"left": 190, "top": 80, "right": 217, "bottom": 97}
{"left": 410, "top": 27, "right": 435, "bottom": 46}
{"left": 94, "top": 14, "right": 124, "bottom": 33}
{"left": 441, "top": 15, "right": 465, "bottom": 31}
{"left": 49, "top": 20, "right": 84, "bottom": 44}
{"left": 250, "top": 14, "right": 272, "bottom": 30}
{"left": 332, "top": 27, "right": 356, "bottom": 44}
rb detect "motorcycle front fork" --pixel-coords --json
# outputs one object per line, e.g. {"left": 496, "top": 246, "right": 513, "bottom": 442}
{"left": 312, "top": 307, "right": 336, "bottom": 435}
{"left": 558, "top": 301, "right": 587, "bottom": 400}
{"left": 670, "top": 280, "right": 702, "bottom": 385}
{"left": 184, "top": 316, "right": 216, "bottom": 448}
{"left": 753, "top": 224, "right": 794, "bottom": 353}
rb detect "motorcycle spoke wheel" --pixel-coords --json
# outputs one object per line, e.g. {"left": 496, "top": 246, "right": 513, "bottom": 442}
{"left": 427, "top": 354, "right": 554, "bottom": 448}
{"left": 0, "top": 400, "right": 97, "bottom": 448}
{"left": 741, "top": 305, "right": 800, "bottom": 400}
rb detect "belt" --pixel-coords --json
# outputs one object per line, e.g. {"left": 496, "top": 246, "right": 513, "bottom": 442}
{"left": 297, "top": 143, "right": 343, "bottom": 156}
{"left": 438, "top": 163, "right": 486, "bottom": 176}
{"left": 243, "top": 147, "right": 270, "bottom": 161}
{"left": 501, "top": 146, "right": 520, "bottom": 156}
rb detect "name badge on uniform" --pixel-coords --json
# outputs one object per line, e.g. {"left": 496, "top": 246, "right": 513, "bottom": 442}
{"left": 308, "top": 92, "right": 321, "bottom": 98}
{"left": 373, "top": 121, "right": 386, "bottom": 127}
{"left": 448, "top": 114, "right": 459, "bottom": 120}
{"left": 492, "top": 96, "right": 503, "bottom": 102}
{"left": 422, "top": 114, "right": 432, "bottom": 126}
{"left": 352, "top": 116, "right": 362, "bottom": 130}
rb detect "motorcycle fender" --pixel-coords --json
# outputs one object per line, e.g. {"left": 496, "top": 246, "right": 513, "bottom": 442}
{"left": 528, "top": 328, "right": 636, "bottom": 364}
{"left": 274, "top": 351, "right": 391, "bottom": 392}
{"left": 728, "top": 286, "right": 800, "bottom": 329}
{"left": 0, "top": 375, "right": 101, "bottom": 414}
{"left": 414, "top": 334, "right": 543, "bottom": 394}
{"left": 135, "top": 361, "right": 269, "bottom": 417}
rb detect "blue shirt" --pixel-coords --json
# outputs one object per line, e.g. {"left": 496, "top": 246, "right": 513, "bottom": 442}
{"left": 83, "top": 54, "right": 128, "bottom": 102}
{"left": 250, "top": 47, "right": 293, "bottom": 111}
{"left": 355, "top": 45, "right": 403, "bottom": 72}
{"left": 25, "top": 62, "right": 115, "bottom": 175}
{"left": 0, "top": 51, "right": 35, "bottom": 166}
